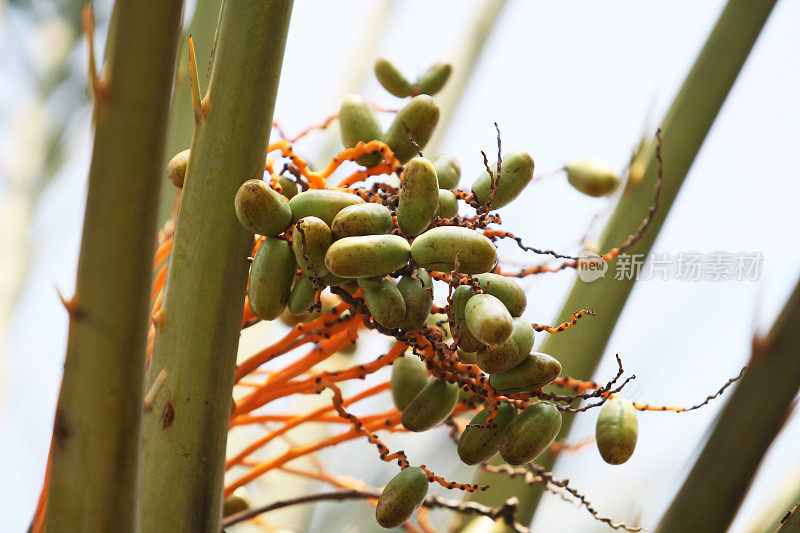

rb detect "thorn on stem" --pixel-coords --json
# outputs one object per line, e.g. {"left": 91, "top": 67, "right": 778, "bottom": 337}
{"left": 56, "top": 285, "right": 82, "bottom": 319}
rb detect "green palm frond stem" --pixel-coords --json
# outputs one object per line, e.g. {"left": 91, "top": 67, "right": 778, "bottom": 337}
{"left": 462, "top": 0, "right": 778, "bottom": 528}
{"left": 656, "top": 277, "right": 800, "bottom": 533}
{"left": 139, "top": 1, "right": 293, "bottom": 532}
{"left": 45, "top": 1, "right": 184, "bottom": 531}
{"left": 158, "top": 0, "right": 223, "bottom": 224}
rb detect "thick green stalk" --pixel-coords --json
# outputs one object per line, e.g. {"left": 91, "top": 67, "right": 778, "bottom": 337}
{"left": 140, "top": 2, "right": 293, "bottom": 532}
{"left": 464, "top": 0, "right": 778, "bottom": 527}
{"left": 656, "top": 277, "right": 800, "bottom": 532}
{"left": 158, "top": 0, "right": 223, "bottom": 224}
{"left": 45, "top": 1, "right": 183, "bottom": 531}
{"left": 743, "top": 473, "right": 800, "bottom": 533}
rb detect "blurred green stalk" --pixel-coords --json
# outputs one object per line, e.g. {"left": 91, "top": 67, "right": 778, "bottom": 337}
{"left": 463, "top": 0, "right": 778, "bottom": 528}
{"left": 139, "top": 1, "right": 293, "bottom": 531}
{"left": 656, "top": 277, "right": 800, "bottom": 532}
{"left": 157, "top": 0, "right": 223, "bottom": 224}
{"left": 45, "top": 1, "right": 184, "bottom": 531}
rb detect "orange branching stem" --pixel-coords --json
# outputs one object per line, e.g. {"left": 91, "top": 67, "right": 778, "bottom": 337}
{"left": 266, "top": 139, "right": 403, "bottom": 189}
{"left": 226, "top": 382, "right": 391, "bottom": 468}
{"left": 531, "top": 309, "right": 595, "bottom": 333}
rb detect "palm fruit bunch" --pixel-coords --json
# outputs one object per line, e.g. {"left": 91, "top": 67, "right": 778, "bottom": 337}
{"left": 223, "top": 57, "right": 640, "bottom": 529}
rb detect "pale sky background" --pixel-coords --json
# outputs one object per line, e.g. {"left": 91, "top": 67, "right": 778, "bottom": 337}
{"left": 1, "top": 1, "right": 799, "bottom": 532}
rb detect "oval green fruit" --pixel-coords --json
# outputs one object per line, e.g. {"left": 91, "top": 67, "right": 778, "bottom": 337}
{"left": 384, "top": 95, "right": 440, "bottom": 163}
{"left": 450, "top": 285, "right": 485, "bottom": 353}
{"left": 288, "top": 189, "right": 364, "bottom": 226}
{"left": 375, "top": 466, "right": 429, "bottom": 529}
{"left": 166, "top": 149, "right": 190, "bottom": 188}
{"left": 565, "top": 157, "right": 620, "bottom": 197}
{"left": 374, "top": 57, "right": 414, "bottom": 99}
{"left": 247, "top": 237, "right": 297, "bottom": 321}
{"left": 364, "top": 277, "right": 406, "bottom": 329}
{"left": 391, "top": 355, "right": 429, "bottom": 411}
{"left": 287, "top": 274, "right": 316, "bottom": 315}
{"left": 596, "top": 397, "right": 638, "bottom": 465}
{"left": 476, "top": 317, "right": 534, "bottom": 374}
{"left": 410, "top": 226, "right": 496, "bottom": 274}
{"left": 331, "top": 202, "right": 393, "bottom": 239}
{"left": 436, "top": 189, "right": 459, "bottom": 219}
{"left": 489, "top": 352, "right": 562, "bottom": 394}
{"left": 457, "top": 402, "right": 517, "bottom": 465}
{"left": 222, "top": 493, "right": 248, "bottom": 518}
{"left": 357, "top": 276, "right": 384, "bottom": 291}
{"left": 339, "top": 94, "right": 384, "bottom": 167}
{"left": 292, "top": 216, "right": 332, "bottom": 278}
{"left": 456, "top": 348, "right": 477, "bottom": 365}
{"left": 401, "top": 378, "right": 459, "bottom": 432}
{"left": 397, "top": 269, "right": 433, "bottom": 331}
{"left": 234, "top": 179, "right": 293, "bottom": 236}
{"left": 499, "top": 402, "right": 562, "bottom": 466}
{"left": 472, "top": 151, "right": 534, "bottom": 210}
{"left": 397, "top": 157, "right": 439, "bottom": 236}
{"left": 278, "top": 175, "right": 298, "bottom": 199}
{"left": 324, "top": 234, "right": 410, "bottom": 278}
{"left": 465, "top": 293, "right": 514, "bottom": 346}
{"left": 433, "top": 153, "right": 461, "bottom": 190}
{"left": 416, "top": 62, "right": 452, "bottom": 96}
{"left": 473, "top": 273, "right": 527, "bottom": 317}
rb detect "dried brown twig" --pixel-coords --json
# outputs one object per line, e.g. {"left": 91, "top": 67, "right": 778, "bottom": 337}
{"left": 220, "top": 489, "right": 529, "bottom": 532}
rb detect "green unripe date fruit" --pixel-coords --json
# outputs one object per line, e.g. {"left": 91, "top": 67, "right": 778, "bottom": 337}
{"left": 278, "top": 176, "right": 298, "bottom": 199}
{"left": 288, "top": 189, "right": 364, "bottom": 226}
{"left": 473, "top": 273, "right": 527, "bottom": 317}
{"left": 384, "top": 95, "right": 440, "bottom": 163}
{"left": 457, "top": 402, "right": 517, "bottom": 465}
{"left": 234, "top": 179, "right": 293, "bottom": 236}
{"left": 410, "top": 226, "right": 496, "bottom": 274}
{"left": 374, "top": 58, "right": 415, "bottom": 99}
{"left": 489, "top": 352, "right": 562, "bottom": 394}
{"left": 397, "top": 269, "right": 433, "bottom": 331}
{"left": 596, "top": 397, "right": 638, "bottom": 465}
{"left": 324, "top": 234, "right": 411, "bottom": 278}
{"left": 465, "top": 293, "right": 514, "bottom": 346}
{"left": 432, "top": 153, "right": 461, "bottom": 189}
{"left": 375, "top": 466, "right": 429, "bottom": 529}
{"left": 565, "top": 157, "right": 620, "bottom": 197}
{"left": 456, "top": 348, "right": 477, "bottom": 365}
{"left": 451, "top": 285, "right": 485, "bottom": 353}
{"left": 364, "top": 277, "right": 406, "bottom": 329}
{"left": 357, "top": 276, "right": 384, "bottom": 291}
{"left": 247, "top": 238, "right": 297, "bottom": 321}
{"left": 397, "top": 157, "right": 439, "bottom": 236}
{"left": 292, "top": 216, "right": 332, "bottom": 278}
{"left": 401, "top": 378, "right": 459, "bottom": 432}
{"left": 287, "top": 274, "right": 316, "bottom": 315}
{"left": 167, "top": 149, "right": 190, "bottom": 188}
{"left": 331, "top": 202, "right": 393, "bottom": 240}
{"left": 391, "top": 355, "right": 430, "bottom": 411}
{"left": 339, "top": 94, "right": 384, "bottom": 167}
{"left": 499, "top": 402, "right": 562, "bottom": 466}
{"left": 222, "top": 494, "right": 249, "bottom": 518}
{"left": 476, "top": 317, "right": 534, "bottom": 374}
{"left": 436, "top": 189, "right": 459, "bottom": 219}
{"left": 416, "top": 62, "right": 452, "bottom": 96}
{"left": 472, "top": 151, "right": 534, "bottom": 210}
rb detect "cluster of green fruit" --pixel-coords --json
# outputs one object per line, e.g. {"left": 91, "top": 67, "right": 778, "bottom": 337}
{"left": 206, "top": 57, "right": 634, "bottom": 528}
